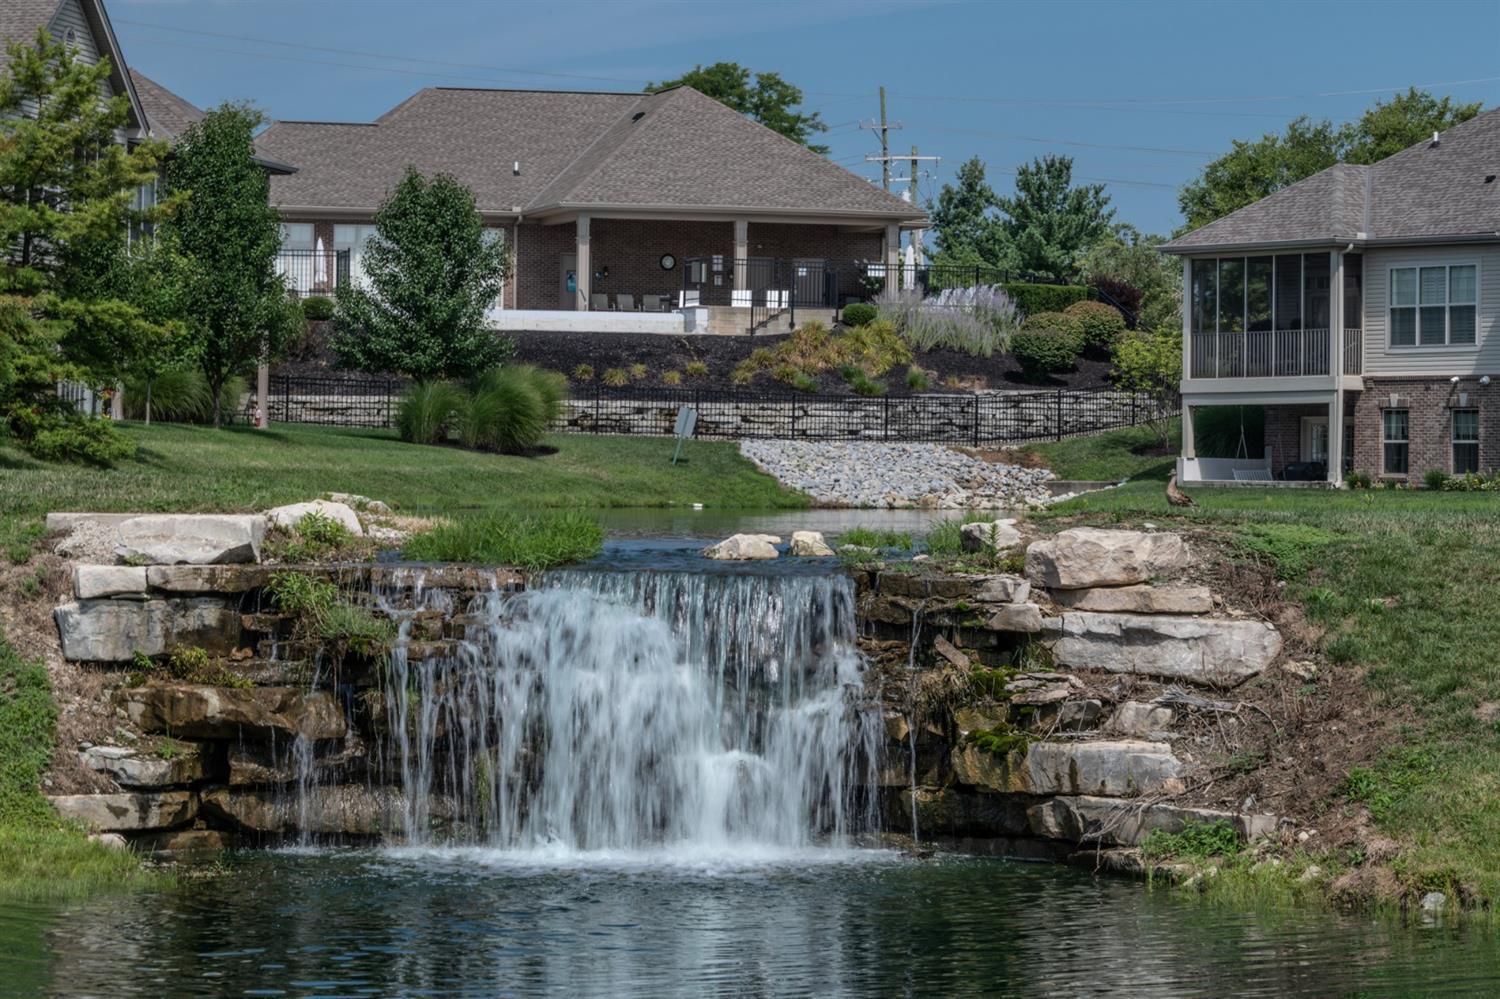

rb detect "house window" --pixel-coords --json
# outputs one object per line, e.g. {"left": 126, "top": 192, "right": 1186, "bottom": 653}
{"left": 334, "top": 224, "right": 379, "bottom": 287}
{"left": 1383, "top": 409, "right": 1409, "bottom": 475}
{"left": 1389, "top": 264, "right": 1476, "bottom": 347}
{"left": 1453, "top": 409, "right": 1480, "bottom": 473}
{"left": 482, "top": 227, "right": 506, "bottom": 309}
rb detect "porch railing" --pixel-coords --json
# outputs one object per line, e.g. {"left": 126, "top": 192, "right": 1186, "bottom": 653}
{"left": 1190, "top": 328, "right": 1331, "bottom": 379}
{"left": 1343, "top": 327, "right": 1363, "bottom": 375}
{"left": 681, "top": 257, "right": 797, "bottom": 333}
{"left": 275, "top": 248, "right": 349, "bottom": 298}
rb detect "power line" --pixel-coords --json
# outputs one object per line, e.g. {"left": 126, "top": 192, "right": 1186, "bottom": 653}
{"left": 917, "top": 124, "right": 1215, "bottom": 157}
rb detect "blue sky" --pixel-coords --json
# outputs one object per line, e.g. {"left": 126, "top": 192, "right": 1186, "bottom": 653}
{"left": 112, "top": 0, "right": 1500, "bottom": 235}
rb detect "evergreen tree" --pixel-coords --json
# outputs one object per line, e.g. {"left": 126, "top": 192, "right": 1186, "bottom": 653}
{"left": 161, "top": 103, "right": 301, "bottom": 427}
{"left": 995, "top": 155, "right": 1113, "bottom": 282}
{"left": 331, "top": 169, "right": 512, "bottom": 382}
{"left": 928, "top": 156, "right": 1006, "bottom": 268}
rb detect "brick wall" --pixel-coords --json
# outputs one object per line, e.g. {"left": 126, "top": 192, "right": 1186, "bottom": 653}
{"left": 587, "top": 219, "right": 734, "bottom": 308}
{"left": 746, "top": 222, "right": 882, "bottom": 263}
{"left": 1352, "top": 378, "right": 1500, "bottom": 481}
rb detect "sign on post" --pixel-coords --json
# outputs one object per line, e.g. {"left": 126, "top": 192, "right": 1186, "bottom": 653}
{"left": 671, "top": 405, "right": 698, "bottom": 465}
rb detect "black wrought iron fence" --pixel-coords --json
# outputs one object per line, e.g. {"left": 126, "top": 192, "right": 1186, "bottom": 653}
{"left": 276, "top": 248, "right": 350, "bottom": 299}
{"left": 261, "top": 375, "right": 1176, "bottom": 446}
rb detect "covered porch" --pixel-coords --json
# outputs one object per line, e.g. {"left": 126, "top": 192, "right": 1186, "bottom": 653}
{"left": 1179, "top": 390, "right": 1358, "bottom": 485}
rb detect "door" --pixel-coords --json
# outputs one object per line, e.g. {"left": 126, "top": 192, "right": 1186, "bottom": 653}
{"left": 559, "top": 253, "right": 577, "bottom": 310}
{"left": 1300, "top": 416, "right": 1329, "bottom": 464}
{"left": 792, "top": 258, "right": 827, "bottom": 307}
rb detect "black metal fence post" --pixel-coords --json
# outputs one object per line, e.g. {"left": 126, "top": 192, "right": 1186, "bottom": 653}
{"left": 972, "top": 394, "right": 980, "bottom": 447}
{"left": 1055, "top": 389, "right": 1064, "bottom": 442}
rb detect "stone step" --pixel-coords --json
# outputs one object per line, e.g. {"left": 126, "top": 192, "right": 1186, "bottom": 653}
{"left": 1050, "top": 612, "right": 1282, "bottom": 684}
{"left": 48, "top": 791, "right": 197, "bottom": 832}
{"left": 1028, "top": 795, "right": 1278, "bottom": 847}
{"left": 118, "top": 683, "right": 346, "bottom": 741}
{"left": 952, "top": 738, "right": 1185, "bottom": 797}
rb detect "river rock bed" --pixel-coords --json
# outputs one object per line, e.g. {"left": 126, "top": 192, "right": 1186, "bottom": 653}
{"left": 738, "top": 440, "right": 1059, "bottom": 509}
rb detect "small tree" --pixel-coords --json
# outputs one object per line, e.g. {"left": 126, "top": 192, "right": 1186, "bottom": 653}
{"left": 995, "top": 155, "right": 1113, "bottom": 281}
{"left": 162, "top": 103, "right": 300, "bottom": 427}
{"left": 648, "top": 63, "right": 828, "bottom": 152}
{"left": 1113, "top": 328, "right": 1182, "bottom": 448}
{"left": 331, "top": 169, "right": 511, "bottom": 381}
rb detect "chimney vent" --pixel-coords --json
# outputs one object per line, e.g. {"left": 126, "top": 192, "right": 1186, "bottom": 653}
{"left": 512, "top": 161, "right": 521, "bottom": 176}
{"left": 1431, "top": 131, "right": 1441, "bottom": 147}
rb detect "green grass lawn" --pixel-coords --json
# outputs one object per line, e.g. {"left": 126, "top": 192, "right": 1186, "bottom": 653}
{"left": 0, "top": 422, "right": 806, "bottom": 561}
{"left": 1026, "top": 422, "right": 1500, "bottom": 903}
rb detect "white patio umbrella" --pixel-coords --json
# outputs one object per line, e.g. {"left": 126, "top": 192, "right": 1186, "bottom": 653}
{"left": 313, "top": 236, "right": 328, "bottom": 288}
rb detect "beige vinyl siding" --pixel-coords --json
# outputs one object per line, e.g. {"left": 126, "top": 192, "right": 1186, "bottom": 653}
{"left": 1363, "top": 243, "right": 1500, "bottom": 376}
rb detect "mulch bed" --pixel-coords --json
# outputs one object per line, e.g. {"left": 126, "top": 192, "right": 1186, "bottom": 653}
{"left": 275, "top": 326, "right": 1116, "bottom": 396}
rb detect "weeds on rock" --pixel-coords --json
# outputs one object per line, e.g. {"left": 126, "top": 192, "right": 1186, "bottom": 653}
{"left": 265, "top": 572, "right": 394, "bottom": 660}
{"left": 263, "top": 511, "right": 365, "bottom": 564}
{"left": 1140, "top": 820, "right": 1243, "bottom": 863}
{"left": 128, "top": 647, "right": 252, "bottom": 688}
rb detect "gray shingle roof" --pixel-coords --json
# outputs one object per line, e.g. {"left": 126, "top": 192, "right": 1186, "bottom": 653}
{"left": 256, "top": 85, "right": 924, "bottom": 221}
{"left": 0, "top": 0, "right": 60, "bottom": 80}
{"left": 129, "top": 69, "right": 202, "bottom": 142}
{"left": 1165, "top": 107, "right": 1500, "bottom": 252}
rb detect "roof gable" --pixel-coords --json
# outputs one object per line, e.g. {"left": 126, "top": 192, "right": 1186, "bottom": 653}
{"left": 0, "top": 0, "right": 145, "bottom": 132}
{"left": 129, "top": 68, "right": 202, "bottom": 142}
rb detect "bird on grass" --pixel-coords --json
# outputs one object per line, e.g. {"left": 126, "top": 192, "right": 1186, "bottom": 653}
{"left": 1166, "top": 472, "right": 1195, "bottom": 508}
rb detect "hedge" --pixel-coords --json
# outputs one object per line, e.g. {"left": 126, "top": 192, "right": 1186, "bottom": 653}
{"left": 1004, "top": 283, "right": 1087, "bottom": 317}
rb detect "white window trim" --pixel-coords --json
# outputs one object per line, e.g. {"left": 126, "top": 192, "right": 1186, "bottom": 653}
{"left": 1387, "top": 261, "right": 1479, "bottom": 352}
{"left": 1452, "top": 408, "right": 1481, "bottom": 473}
{"left": 1382, "top": 408, "right": 1411, "bottom": 475}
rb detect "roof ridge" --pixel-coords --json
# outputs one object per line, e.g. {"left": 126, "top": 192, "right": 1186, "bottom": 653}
{"left": 524, "top": 90, "right": 654, "bottom": 210}
{"left": 431, "top": 85, "right": 641, "bottom": 97}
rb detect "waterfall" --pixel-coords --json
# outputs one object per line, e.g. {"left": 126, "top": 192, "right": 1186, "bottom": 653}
{"left": 373, "top": 567, "right": 881, "bottom": 854}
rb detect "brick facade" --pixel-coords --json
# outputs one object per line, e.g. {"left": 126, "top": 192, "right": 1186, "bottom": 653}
{"left": 1260, "top": 378, "right": 1500, "bottom": 481}
{"left": 287, "top": 214, "right": 885, "bottom": 312}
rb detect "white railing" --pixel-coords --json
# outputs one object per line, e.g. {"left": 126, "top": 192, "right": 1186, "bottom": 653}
{"left": 1343, "top": 328, "right": 1363, "bottom": 375}
{"left": 1190, "top": 328, "right": 1330, "bottom": 379}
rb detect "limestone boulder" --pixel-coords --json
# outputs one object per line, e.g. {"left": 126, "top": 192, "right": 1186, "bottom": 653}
{"left": 1051, "top": 612, "right": 1282, "bottom": 684}
{"left": 960, "top": 519, "right": 1022, "bottom": 553}
{"left": 80, "top": 743, "right": 211, "bottom": 788}
{"left": 201, "top": 785, "right": 452, "bottom": 837}
{"left": 970, "top": 574, "right": 1031, "bottom": 604}
{"left": 115, "top": 514, "right": 266, "bottom": 565}
{"left": 1051, "top": 584, "right": 1212, "bottom": 615}
{"left": 788, "top": 531, "right": 835, "bottom": 557}
{"left": 73, "top": 566, "right": 147, "bottom": 599}
{"left": 1027, "top": 795, "right": 1277, "bottom": 847}
{"left": 265, "top": 499, "right": 364, "bottom": 537}
{"left": 132, "top": 828, "right": 236, "bottom": 856}
{"left": 227, "top": 737, "right": 367, "bottom": 786}
{"left": 118, "top": 683, "right": 346, "bottom": 741}
{"left": 54, "top": 598, "right": 240, "bottom": 661}
{"left": 326, "top": 492, "right": 392, "bottom": 515}
{"left": 1026, "top": 528, "right": 1192, "bottom": 589}
{"left": 984, "top": 603, "right": 1044, "bottom": 634}
{"left": 953, "top": 739, "right": 1184, "bottom": 797}
{"left": 1109, "top": 701, "right": 1177, "bottom": 738}
{"left": 703, "top": 534, "right": 780, "bottom": 560}
{"left": 145, "top": 565, "right": 274, "bottom": 594}
{"left": 48, "top": 791, "right": 195, "bottom": 832}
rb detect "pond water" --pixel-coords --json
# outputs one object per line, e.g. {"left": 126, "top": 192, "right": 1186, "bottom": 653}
{"left": 10, "top": 848, "right": 1500, "bottom": 997}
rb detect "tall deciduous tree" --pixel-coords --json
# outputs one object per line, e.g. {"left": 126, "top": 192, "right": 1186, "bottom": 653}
{"left": 161, "top": 103, "right": 300, "bottom": 427}
{"left": 995, "top": 155, "right": 1113, "bottom": 282}
{"left": 1179, "top": 89, "right": 1483, "bottom": 232}
{"left": 331, "top": 169, "right": 511, "bottom": 382}
{"left": 0, "top": 29, "right": 168, "bottom": 462}
{"left": 648, "top": 63, "right": 828, "bottom": 153}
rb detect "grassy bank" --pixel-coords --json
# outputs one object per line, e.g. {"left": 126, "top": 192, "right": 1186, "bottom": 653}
{"left": 0, "top": 422, "right": 806, "bottom": 562}
{"left": 0, "top": 638, "right": 162, "bottom": 899}
{"left": 1025, "top": 423, "right": 1500, "bottom": 905}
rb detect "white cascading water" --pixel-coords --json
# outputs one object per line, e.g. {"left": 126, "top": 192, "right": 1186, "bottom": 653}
{"left": 374, "top": 567, "right": 881, "bottom": 854}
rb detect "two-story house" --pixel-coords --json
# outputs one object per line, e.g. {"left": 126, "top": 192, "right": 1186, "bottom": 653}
{"left": 1162, "top": 108, "right": 1500, "bottom": 484}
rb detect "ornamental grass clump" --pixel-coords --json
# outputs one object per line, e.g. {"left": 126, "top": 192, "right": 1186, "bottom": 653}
{"left": 397, "top": 365, "right": 564, "bottom": 453}
{"left": 404, "top": 511, "right": 604, "bottom": 569}
{"left": 875, "top": 285, "right": 1021, "bottom": 357}
{"left": 395, "top": 381, "right": 464, "bottom": 445}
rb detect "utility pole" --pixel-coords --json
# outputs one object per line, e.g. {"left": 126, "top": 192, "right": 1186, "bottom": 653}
{"left": 859, "top": 86, "right": 902, "bottom": 191}
{"left": 909, "top": 145, "right": 926, "bottom": 267}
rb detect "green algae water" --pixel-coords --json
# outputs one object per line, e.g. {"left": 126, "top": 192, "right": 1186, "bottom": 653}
{"left": 7, "top": 849, "right": 1500, "bottom": 997}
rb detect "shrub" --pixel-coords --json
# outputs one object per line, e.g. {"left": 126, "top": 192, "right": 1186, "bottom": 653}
{"left": 1010, "top": 328, "right": 1080, "bottom": 377}
{"left": 1346, "top": 470, "right": 1373, "bottom": 489}
{"left": 779, "top": 322, "right": 841, "bottom": 373}
{"left": 661, "top": 370, "right": 683, "bottom": 386}
{"left": 265, "top": 510, "right": 356, "bottom": 562}
{"left": 1087, "top": 276, "right": 1142, "bottom": 324}
{"left": 849, "top": 371, "right": 886, "bottom": 397}
{"left": 300, "top": 296, "right": 335, "bottom": 321}
{"left": 572, "top": 364, "right": 594, "bottom": 382}
{"left": 395, "top": 381, "right": 463, "bottom": 445}
{"left": 684, "top": 360, "right": 709, "bottom": 378}
{"left": 404, "top": 511, "right": 604, "bottom": 569}
{"left": 789, "top": 371, "right": 818, "bottom": 393}
{"left": 771, "top": 362, "right": 801, "bottom": 384}
{"left": 1140, "top": 820, "right": 1242, "bottom": 862}
{"left": 875, "top": 285, "right": 1021, "bottom": 357}
{"left": 729, "top": 364, "right": 754, "bottom": 386}
{"left": 1003, "top": 282, "right": 1087, "bottom": 316}
{"left": 1111, "top": 328, "right": 1181, "bottom": 447}
{"left": 601, "top": 367, "right": 629, "bottom": 388}
{"left": 124, "top": 369, "right": 244, "bottom": 424}
{"left": 24, "top": 417, "right": 135, "bottom": 466}
{"left": 841, "top": 302, "right": 877, "bottom": 327}
{"left": 839, "top": 319, "right": 912, "bottom": 375}
{"left": 1064, "top": 300, "right": 1127, "bottom": 354}
{"left": 628, "top": 363, "right": 648, "bottom": 381}
{"left": 1442, "top": 471, "right": 1500, "bottom": 491}
{"left": 905, "top": 367, "right": 931, "bottom": 391}
{"left": 1020, "top": 310, "right": 1082, "bottom": 336}
{"left": 748, "top": 347, "right": 777, "bottom": 370}
{"left": 458, "top": 365, "right": 565, "bottom": 453}
{"left": 1423, "top": 468, "right": 1450, "bottom": 491}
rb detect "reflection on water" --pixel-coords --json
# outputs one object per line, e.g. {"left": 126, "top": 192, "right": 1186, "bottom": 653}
{"left": 12, "top": 850, "right": 1500, "bottom": 997}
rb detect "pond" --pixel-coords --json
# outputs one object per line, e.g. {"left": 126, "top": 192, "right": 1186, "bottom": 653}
{"left": 10, "top": 848, "right": 1499, "bottom": 997}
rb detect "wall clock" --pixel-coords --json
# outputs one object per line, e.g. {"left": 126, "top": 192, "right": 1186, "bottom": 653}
{"left": 660, "top": 254, "right": 676, "bottom": 270}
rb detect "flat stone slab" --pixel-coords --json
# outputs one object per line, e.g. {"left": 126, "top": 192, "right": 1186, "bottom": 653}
{"left": 952, "top": 739, "right": 1185, "bottom": 797}
{"left": 1028, "top": 795, "right": 1277, "bottom": 847}
{"left": 45, "top": 512, "right": 142, "bottom": 534}
{"left": 969, "top": 574, "right": 1031, "bottom": 604}
{"left": 146, "top": 565, "right": 275, "bottom": 594}
{"left": 984, "top": 603, "right": 1044, "bottom": 633}
{"left": 55, "top": 598, "right": 241, "bottom": 662}
{"left": 703, "top": 533, "right": 779, "bottom": 560}
{"left": 118, "top": 683, "right": 346, "bottom": 741}
{"left": 1026, "top": 528, "right": 1192, "bottom": 589}
{"left": 115, "top": 514, "right": 267, "bottom": 565}
{"left": 201, "top": 785, "right": 450, "bottom": 836}
{"left": 73, "top": 565, "right": 148, "bottom": 599}
{"left": 1051, "top": 584, "right": 1213, "bottom": 615}
{"left": 48, "top": 791, "right": 196, "bottom": 832}
{"left": 80, "top": 743, "right": 210, "bottom": 788}
{"left": 1051, "top": 612, "right": 1282, "bottom": 684}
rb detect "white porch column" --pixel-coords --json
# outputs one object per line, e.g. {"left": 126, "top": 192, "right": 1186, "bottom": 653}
{"left": 1328, "top": 250, "right": 1345, "bottom": 484}
{"left": 733, "top": 219, "right": 749, "bottom": 292}
{"left": 256, "top": 363, "right": 269, "bottom": 429}
{"left": 574, "top": 214, "right": 591, "bottom": 312}
{"left": 1181, "top": 404, "right": 1196, "bottom": 459}
{"left": 884, "top": 223, "right": 900, "bottom": 284}
{"left": 109, "top": 382, "right": 124, "bottom": 421}
{"left": 1179, "top": 258, "right": 1193, "bottom": 459}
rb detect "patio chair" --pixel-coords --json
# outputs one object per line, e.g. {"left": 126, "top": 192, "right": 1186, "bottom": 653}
{"left": 643, "top": 295, "right": 667, "bottom": 312}
{"left": 616, "top": 293, "right": 636, "bottom": 311}
{"left": 590, "top": 293, "right": 610, "bottom": 311}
